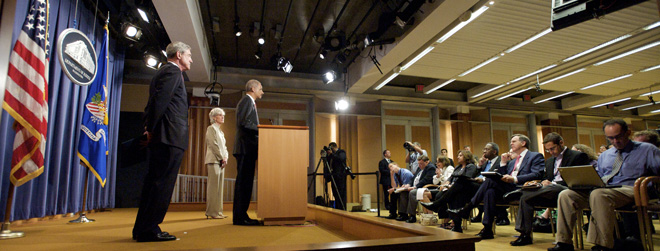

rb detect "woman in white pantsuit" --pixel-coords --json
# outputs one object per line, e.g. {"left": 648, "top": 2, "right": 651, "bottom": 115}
{"left": 205, "top": 108, "right": 229, "bottom": 219}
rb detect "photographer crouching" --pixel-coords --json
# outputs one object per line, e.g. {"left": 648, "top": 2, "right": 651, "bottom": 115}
{"left": 323, "top": 142, "right": 353, "bottom": 210}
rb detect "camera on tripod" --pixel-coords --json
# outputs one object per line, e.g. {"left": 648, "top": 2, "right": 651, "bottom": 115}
{"left": 320, "top": 146, "right": 330, "bottom": 158}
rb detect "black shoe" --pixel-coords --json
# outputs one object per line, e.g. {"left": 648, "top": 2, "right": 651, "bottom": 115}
{"left": 547, "top": 242, "right": 574, "bottom": 251}
{"left": 450, "top": 226, "right": 463, "bottom": 233}
{"left": 405, "top": 215, "right": 416, "bottom": 223}
{"left": 386, "top": 214, "right": 397, "bottom": 219}
{"left": 496, "top": 218, "right": 510, "bottom": 226}
{"left": 476, "top": 227, "right": 494, "bottom": 239}
{"left": 590, "top": 245, "right": 613, "bottom": 251}
{"left": 470, "top": 215, "right": 482, "bottom": 223}
{"left": 233, "top": 218, "right": 261, "bottom": 226}
{"left": 510, "top": 234, "right": 533, "bottom": 246}
{"left": 136, "top": 232, "right": 176, "bottom": 242}
{"left": 420, "top": 201, "right": 433, "bottom": 207}
{"left": 395, "top": 215, "right": 408, "bottom": 221}
{"left": 133, "top": 231, "right": 169, "bottom": 240}
{"left": 447, "top": 207, "right": 471, "bottom": 219}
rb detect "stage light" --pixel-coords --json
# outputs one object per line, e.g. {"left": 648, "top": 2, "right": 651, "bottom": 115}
{"left": 277, "top": 57, "right": 292, "bottom": 73}
{"left": 335, "top": 98, "right": 349, "bottom": 110}
{"left": 254, "top": 49, "right": 262, "bottom": 60}
{"left": 336, "top": 53, "right": 346, "bottom": 64}
{"left": 137, "top": 8, "right": 149, "bottom": 23}
{"left": 319, "top": 50, "right": 327, "bottom": 60}
{"left": 161, "top": 50, "right": 167, "bottom": 57}
{"left": 258, "top": 33, "right": 265, "bottom": 45}
{"left": 144, "top": 54, "right": 160, "bottom": 69}
{"left": 122, "top": 23, "right": 142, "bottom": 41}
{"left": 234, "top": 22, "right": 242, "bottom": 37}
{"left": 323, "top": 70, "right": 336, "bottom": 84}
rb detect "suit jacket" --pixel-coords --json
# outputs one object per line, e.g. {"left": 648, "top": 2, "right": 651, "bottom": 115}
{"left": 379, "top": 158, "right": 391, "bottom": 186}
{"left": 544, "top": 148, "right": 590, "bottom": 186}
{"left": 498, "top": 150, "right": 544, "bottom": 185}
{"left": 478, "top": 156, "right": 502, "bottom": 174}
{"left": 204, "top": 124, "right": 229, "bottom": 164}
{"left": 414, "top": 163, "right": 437, "bottom": 188}
{"left": 233, "top": 95, "right": 259, "bottom": 156}
{"left": 143, "top": 63, "right": 188, "bottom": 150}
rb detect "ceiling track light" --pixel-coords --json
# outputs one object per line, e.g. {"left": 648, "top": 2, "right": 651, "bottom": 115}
{"left": 258, "top": 34, "right": 265, "bottom": 45}
{"left": 590, "top": 98, "right": 631, "bottom": 108}
{"left": 277, "top": 57, "right": 293, "bottom": 73}
{"left": 374, "top": 73, "right": 399, "bottom": 90}
{"left": 144, "top": 53, "right": 160, "bottom": 70}
{"left": 505, "top": 28, "right": 552, "bottom": 54}
{"left": 335, "top": 98, "right": 349, "bottom": 111}
{"left": 234, "top": 22, "right": 242, "bottom": 37}
{"left": 254, "top": 49, "right": 262, "bottom": 60}
{"left": 580, "top": 74, "right": 633, "bottom": 90}
{"left": 497, "top": 87, "right": 531, "bottom": 100}
{"left": 533, "top": 91, "right": 574, "bottom": 104}
{"left": 593, "top": 41, "right": 660, "bottom": 66}
{"left": 319, "top": 49, "right": 327, "bottom": 60}
{"left": 539, "top": 68, "right": 586, "bottom": 86}
{"left": 424, "top": 79, "right": 456, "bottom": 94}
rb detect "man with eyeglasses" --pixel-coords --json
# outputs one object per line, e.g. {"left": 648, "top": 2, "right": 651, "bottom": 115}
{"left": 549, "top": 119, "right": 660, "bottom": 251}
{"left": 511, "top": 132, "right": 589, "bottom": 246}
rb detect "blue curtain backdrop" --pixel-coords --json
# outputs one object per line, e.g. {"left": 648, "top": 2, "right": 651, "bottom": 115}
{"left": 0, "top": 0, "right": 124, "bottom": 221}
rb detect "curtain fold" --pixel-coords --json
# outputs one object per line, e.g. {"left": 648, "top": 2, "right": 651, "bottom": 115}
{"left": 0, "top": 0, "right": 124, "bottom": 221}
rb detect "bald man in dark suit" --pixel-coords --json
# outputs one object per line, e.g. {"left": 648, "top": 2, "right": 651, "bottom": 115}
{"left": 133, "top": 41, "right": 192, "bottom": 242}
{"left": 232, "top": 79, "right": 264, "bottom": 226}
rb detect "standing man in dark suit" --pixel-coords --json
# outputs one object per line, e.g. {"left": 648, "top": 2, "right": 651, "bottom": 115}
{"left": 510, "top": 132, "right": 589, "bottom": 246}
{"left": 326, "top": 142, "right": 349, "bottom": 210}
{"left": 379, "top": 150, "right": 393, "bottom": 211}
{"left": 232, "top": 79, "right": 263, "bottom": 226}
{"left": 133, "top": 41, "right": 192, "bottom": 242}
{"left": 449, "top": 134, "right": 544, "bottom": 239}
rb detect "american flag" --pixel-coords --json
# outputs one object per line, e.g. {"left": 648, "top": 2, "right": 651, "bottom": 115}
{"left": 2, "top": 0, "right": 49, "bottom": 187}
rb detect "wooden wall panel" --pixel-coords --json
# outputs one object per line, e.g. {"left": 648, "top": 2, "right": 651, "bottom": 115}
{"left": 357, "top": 117, "right": 382, "bottom": 208}
{"left": 385, "top": 125, "right": 406, "bottom": 166}
{"left": 471, "top": 123, "right": 491, "bottom": 156}
{"left": 411, "top": 126, "right": 431, "bottom": 156}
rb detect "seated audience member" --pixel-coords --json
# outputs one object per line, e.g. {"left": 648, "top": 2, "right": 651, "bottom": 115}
{"left": 441, "top": 148, "right": 455, "bottom": 167}
{"left": 386, "top": 162, "right": 414, "bottom": 219}
{"left": 633, "top": 129, "right": 660, "bottom": 147}
{"left": 420, "top": 156, "right": 453, "bottom": 226}
{"left": 599, "top": 145, "right": 607, "bottom": 156}
{"left": 449, "top": 134, "right": 544, "bottom": 239}
{"left": 471, "top": 143, "right": 507, "bottom": 224}
{"left": 398, "top": 155, "right": 436, "bottom": 223}
{"left": 421, "top": 150, "right": 479, "bottom": 232}
{"left": 549, "top": 119, "right": 660, "bottom": 251}
{"left": 510, "top": 132, "right": 589, "bottom": 246}
{"left": 379, "top": 150, "right": 393, "bottom": 210}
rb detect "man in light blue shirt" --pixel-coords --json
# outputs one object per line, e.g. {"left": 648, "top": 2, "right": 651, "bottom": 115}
{"left": 386, "top": 162, "right": 414, "bottom": 220}
{"left": 550, "top": 119, "right": 660, "bottom": 251}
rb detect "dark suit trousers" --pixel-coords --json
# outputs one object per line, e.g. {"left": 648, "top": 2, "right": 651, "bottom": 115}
{"left": 389, "top": 192, "right": 400, "bottom": 216}
{"left": 331, "top": 174, "right": 347, "bottom": 210}
{"left": 133, "top": 143, "right": 184, "bottom": 237}
{"left": 470, "top": 178, "right": 516, "bottom": 226}
{"left": 381, "top": 184, "right": 391, "bottom": 209}
{"left": 233, "top": 153, "right": 257, "bottom": 222}
{"left": 515, "top": 184, "right": 566, "bottom": 234}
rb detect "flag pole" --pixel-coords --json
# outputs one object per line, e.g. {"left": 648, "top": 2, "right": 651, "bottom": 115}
{"left": 69, "top": 167, "right": 95, "bottom": 223}
{"left": 0, "top": 183, "right": 25, "bottom": 239}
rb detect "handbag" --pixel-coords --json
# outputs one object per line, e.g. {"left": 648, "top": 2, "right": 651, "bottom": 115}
{"left": 419, "top": 213, "right": 438, "bottom": 226}
{"left": 522, "top": 180, "right": 543, "bottom": 190}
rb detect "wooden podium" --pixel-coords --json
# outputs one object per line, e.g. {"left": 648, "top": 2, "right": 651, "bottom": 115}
{"left": 256, "top": 125, "right": 309, "bottom": 225}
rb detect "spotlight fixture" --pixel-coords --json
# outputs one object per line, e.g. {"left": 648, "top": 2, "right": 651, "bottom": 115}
{"left": 122, "top": 23, "right": 142, "bottom": 42}
{"left": 258, "top": 34, "right": 265, "bottom": 45}
{"left": 277, "top": 57, "right": 293, "bottom": 73}
{"left": 314, "top": 29, "right": 325, "bottom": 43}
{"left": 336, "top": 53, "right": 346, "bottom": 64}
{"left": 144, "top": 53, "right": 160, "bottom": 70}
{"left": 319, "top": 50, "right": 327, "bottom": 60}
{"left": 137, "top": 8, "right": 149, "bottom": 23}
{"left": 323, "top": 70, "right": 337, "bottom": 84}
{"left": 254, "top": 49, "right": 263, "bottom": 60}
{"left": 335, "top": 98, "right": 349, "bottom": 111}
{"left": 234, "top": 22, "right": 242, "bottom": 37}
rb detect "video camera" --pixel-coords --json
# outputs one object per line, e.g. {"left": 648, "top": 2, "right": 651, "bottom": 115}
{"left": 320, "top": 146, "right": 330, "bottom": 158}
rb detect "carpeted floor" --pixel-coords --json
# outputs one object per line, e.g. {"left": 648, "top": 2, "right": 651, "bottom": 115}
{"left": 3, "top": 208, "right": 659, "bottom": 250}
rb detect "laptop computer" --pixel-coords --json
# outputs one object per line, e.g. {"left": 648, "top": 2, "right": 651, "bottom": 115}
{"left": 558, "top": 165, "right": 619, "bottom": 190}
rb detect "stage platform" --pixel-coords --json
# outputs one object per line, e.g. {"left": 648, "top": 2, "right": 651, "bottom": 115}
{"left": 3, "top": 204, "right": 659, "bottom": 250}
